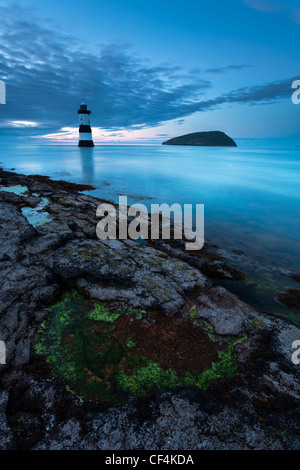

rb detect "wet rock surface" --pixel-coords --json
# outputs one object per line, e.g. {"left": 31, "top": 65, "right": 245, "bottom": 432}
{"left": 0, "top": 169, "right": 299, "bottom": 450}
{"left": 278, "top": 289, "right": 300, "bottom": 310}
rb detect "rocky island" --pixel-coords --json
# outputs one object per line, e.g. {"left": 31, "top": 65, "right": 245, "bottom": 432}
{"left": 162, "top": 131, "right": 237, "bottom": 147}
{"left": 0, "top": 169, "right": 299, "bottom": 450}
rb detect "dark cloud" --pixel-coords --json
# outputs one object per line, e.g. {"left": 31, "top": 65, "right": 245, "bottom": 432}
{"left": 0, "top": 4, "right": 297, "bottom": 132}
{"left": 0, "top": 4, "right": 210, "bottom": 130}
{"left": 148, "top": 74, "right": 298, "bottom": 123}
{"left": 205, "top": 64, "right": 250, "bottom": 74}
{"left": 218, "top": 76, "right": 299, "bottom": 106}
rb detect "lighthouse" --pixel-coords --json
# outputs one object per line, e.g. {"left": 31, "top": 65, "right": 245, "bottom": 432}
{"left": 78, "top": 101, "right": 94, "bottom": 147}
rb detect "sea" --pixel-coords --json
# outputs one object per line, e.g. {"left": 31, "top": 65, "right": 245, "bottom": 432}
{"left": 1, "top": 135, "right": 299, "bottom": 324}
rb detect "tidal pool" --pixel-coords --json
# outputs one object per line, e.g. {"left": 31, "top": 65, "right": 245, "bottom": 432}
{"left": 35, "top": 290, "right": 246, "bottom": 403}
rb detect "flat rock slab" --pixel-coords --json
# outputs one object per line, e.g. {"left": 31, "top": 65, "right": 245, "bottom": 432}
{"left": 195, "top": 286, "right": 272, "bottom": 335}
{"left": 51, "top": 239, "right": 207, "bottom": 311}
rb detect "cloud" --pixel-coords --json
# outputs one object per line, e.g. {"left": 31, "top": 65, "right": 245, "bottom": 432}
{"left": 1, "top": 120, "right": 39, "bottom": 128}
{"left": 184, "top": 75, "right": 299, "bottom": 115}
{"left": 243, "top": 0, "right": 281, "bottom": 13}
{"left": 218, "top": 76, "right": 298, "bottom": 104}
{"left": 0, "top": 4, "right": 211, "bottom": 131}
{"left": 205, "top": 65, "right": 250, "bottom": 74}
{"left": 242, "top": 0, "right": 300, "bottom": 25}
{"left": 290, "top": 9, "right": 300, "bottom": 25}
{"left": 0, "top": 4, "right": 297, "bottom": 136}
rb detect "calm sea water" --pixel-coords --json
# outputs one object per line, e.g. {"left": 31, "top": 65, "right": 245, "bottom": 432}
{"left": 1, "top": 137, "right": 300, "bottom": 322}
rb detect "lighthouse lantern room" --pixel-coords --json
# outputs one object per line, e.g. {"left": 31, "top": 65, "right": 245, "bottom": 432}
{"left": 78, "top": 101, "right": 94, "bottom": 147}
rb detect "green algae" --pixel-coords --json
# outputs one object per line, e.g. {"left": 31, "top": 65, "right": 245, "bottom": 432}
{"left": 247, "top": 317, "right": 269, "bottom": 332}
{"left": 117, "top": 361, "right": 180, "bottom": 397}
{"left": 125, "top": 337, "right": 137, "bottom": 350}
{"left": 193, "top": 335, "right": 247, "bottom": 390}
{"left": 87, "top": 303, "right": 121, "bottom": 323}
{"left": 189, "top": 307, "right": 216, "bottom": 341}
{"left": 189, "top": 306, "right": 197, "bottom": 321}
{"left": 35, "top": 289, "right": 246, "bottom": 403}
{"left": 125, "top": 307, "right": 149, "bottom": 322}
{"left": 117, "top": 335, "right": 247, "bottom": 397}
{"left": 35, "top": 289, "right": 125, "bottom": 403}
{"left": 202, "top": 320, "right": 216, "bottom": 341}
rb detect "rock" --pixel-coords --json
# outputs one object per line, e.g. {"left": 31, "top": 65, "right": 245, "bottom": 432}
{"left": 0, "top": 391, "right": 15, "bottom": 449}
{"left": 195, "top": 286, "right": 272, "bottom": 335}
{"left": 0, "top": 201, "right": 35, "bottom": 263}
{"left": 51, "top": 239, "right": 206, "bottom": 312}
{"left": 278, "top": 289, "right": 300, "bottom": 309}
{"left": 290, "top": 274, "right": 300, "bottom": 283}
{"left": 34, "top": 387, "right": 298, "bottom": 450}
{"left": 200, "top": 260, "right": 245, "bottom": 281}
{"left": 34, "top": 419, "right": 82, "bottom": 450}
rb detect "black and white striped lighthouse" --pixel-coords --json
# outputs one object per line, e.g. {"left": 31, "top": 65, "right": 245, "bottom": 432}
{"left": 78, "top": 101, "right": 94, "bottom": 147}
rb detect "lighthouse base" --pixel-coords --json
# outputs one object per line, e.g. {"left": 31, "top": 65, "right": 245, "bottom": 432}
{"left": 78, "top": 140, "right": 94, "bottom": 147}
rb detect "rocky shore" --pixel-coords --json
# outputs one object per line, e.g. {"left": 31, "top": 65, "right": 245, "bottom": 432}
{"left": 0, "top": 168, "right": 299, "bottom": 450}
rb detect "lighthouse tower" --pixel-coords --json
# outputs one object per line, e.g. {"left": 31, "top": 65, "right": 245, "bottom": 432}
{"left": 78, "top": 101, "right": 94, "bottom": 147}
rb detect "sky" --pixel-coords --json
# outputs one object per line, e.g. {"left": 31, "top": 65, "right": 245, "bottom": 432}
{"left": 0, "top": 0, "right": 299, "bottom": 143}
